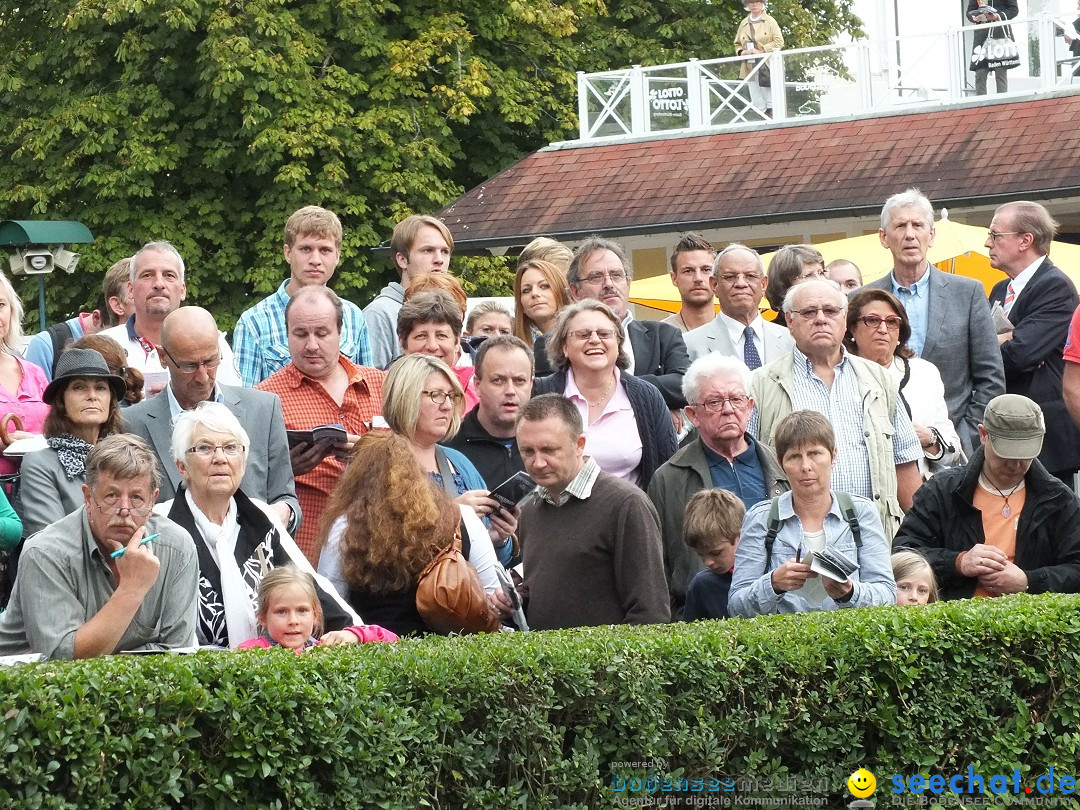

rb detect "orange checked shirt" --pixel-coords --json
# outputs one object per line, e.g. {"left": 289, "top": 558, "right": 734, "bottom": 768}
{"left": 258, "top": 356, "right": 385, "bottom": 563}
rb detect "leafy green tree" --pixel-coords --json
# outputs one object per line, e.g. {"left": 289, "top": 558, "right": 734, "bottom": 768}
{"left": 0, "top": 0, "right": 860, "bottom": 331}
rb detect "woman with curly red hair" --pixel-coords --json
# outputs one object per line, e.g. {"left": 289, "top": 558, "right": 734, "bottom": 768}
{"left": 316, "top": 430, "right": 500, "bottom": 636}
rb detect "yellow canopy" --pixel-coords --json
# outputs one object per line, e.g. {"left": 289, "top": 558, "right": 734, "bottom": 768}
{"left": 629, "top": 215, "right": 1080, "bottom": 314}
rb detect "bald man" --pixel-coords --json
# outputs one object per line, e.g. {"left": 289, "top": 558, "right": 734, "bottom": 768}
{"left": 123, "top": 307, "right": 300, "bottom": 531}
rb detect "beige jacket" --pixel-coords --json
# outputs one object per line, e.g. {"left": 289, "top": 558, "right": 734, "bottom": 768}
{"left": 750, "top": 351, "right": 903, "bottom": 541}
{"left": 734, "top": 13, "right": 784, "bottom": 78}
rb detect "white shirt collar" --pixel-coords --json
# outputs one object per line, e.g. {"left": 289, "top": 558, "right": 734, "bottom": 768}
{"left": 1007, "top": 256, "right": 1045, "bottom": 302}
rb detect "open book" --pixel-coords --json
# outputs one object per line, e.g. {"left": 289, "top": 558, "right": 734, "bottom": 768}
{"left": 805, "top": 547, "right": 859, "bottom": 583}
{"left": 286, "top": 423, "right": 347, "bottom": 447}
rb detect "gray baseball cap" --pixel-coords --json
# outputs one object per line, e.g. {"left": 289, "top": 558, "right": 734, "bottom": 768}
{"left": 982, "top": 394, "right": 1044, "bottom": 460}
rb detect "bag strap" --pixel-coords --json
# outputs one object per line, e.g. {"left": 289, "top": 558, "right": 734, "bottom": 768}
{"left": 763, "top": 496, "right": 781, "bottom": 571}
{"left": 458, "top": 519, "right": 470, "bottom": 560}
{"left": 434, "top": 446, "right": 460, "bottom": 498}
{"left": 48, "top": 321, "right": 73, "bottom": 376}
{"left": 835, "top": 492, "right": 862, "bottom": 550}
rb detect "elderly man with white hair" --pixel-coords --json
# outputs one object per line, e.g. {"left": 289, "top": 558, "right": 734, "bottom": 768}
{"left": 648, "top": 353, "right": 788, "bottom": 619}
{"left": 156, "top": 402, "right": 359, "bottom": 649}
{"left": 749, "top": 278, "right": 924, "bottom": 540}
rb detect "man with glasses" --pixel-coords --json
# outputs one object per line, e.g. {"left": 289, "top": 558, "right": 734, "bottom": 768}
{"left": 684, "top": 243, "right": 794, "bottom": 366}
{"left": 100, "top": 241, "right": 240, "bottom": 396}
{"left": 985, "top": 201, "right": 1080, "bottom": 483}
{"left": 0, "top": 434, "right": 197, "bottom": 660}
{"left": 866, "top": 188, "right": 1003, "bottom": 455}
{"left": 258, "top": 286, "right": 385, "bottom": 562}
{"left": 533, "top": 236, "right": 690, "bottom": 410}
{"left": 124, "top": 307, "right": 301, "bottom": 533}
{"left": 648, "top": 353, "right": 788, "bottom": 618}
{"left": 749, "top": 278, "right": 923, "bottom": 540}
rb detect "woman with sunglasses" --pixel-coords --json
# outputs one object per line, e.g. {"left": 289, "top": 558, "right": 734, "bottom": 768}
{"left": 533, "top": 299, "right": 677, "bottom": 489}
{"left": 845, "top": 289, "right": 962, "bottom": 478}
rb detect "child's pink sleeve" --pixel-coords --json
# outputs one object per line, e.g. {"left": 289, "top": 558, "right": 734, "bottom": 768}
{"left": 237, "top": 637, "right": 273, "bottom": 650}
{"left": 344, "top": 625, "right": 400, "bottom": 643}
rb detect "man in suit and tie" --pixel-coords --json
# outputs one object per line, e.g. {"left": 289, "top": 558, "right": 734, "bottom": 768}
{"left": 684, "top": 244, "right": 794, "bottom": 368}
{"left": 866, "top": 188, "right": 1004, "bottom": 456}
{"left": 123, "top": 306, "right": 301, "bottom": 533}
{"left": 987, "top": 201, "right": 1080, "bottom": 482}
{"left": 533, "top": 236, "right": 690, "bottom": 410}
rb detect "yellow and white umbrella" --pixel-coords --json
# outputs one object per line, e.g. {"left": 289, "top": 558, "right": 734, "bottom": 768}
{"left": 629, "top": 212, "right": 1080, "bottom": 313}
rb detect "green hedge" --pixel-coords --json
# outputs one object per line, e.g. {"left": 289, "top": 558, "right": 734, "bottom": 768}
{"left": 2, "top": 595, "right": 1079, "bottom": 808}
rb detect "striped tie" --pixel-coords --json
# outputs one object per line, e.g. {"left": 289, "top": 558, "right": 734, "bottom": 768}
{"left": 1002, "top": 282, "right": 1016, "bottom": 314}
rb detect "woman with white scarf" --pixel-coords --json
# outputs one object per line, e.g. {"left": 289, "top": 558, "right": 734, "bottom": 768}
{"left": 157, "top": 402, "right": 360, "bottom": 648}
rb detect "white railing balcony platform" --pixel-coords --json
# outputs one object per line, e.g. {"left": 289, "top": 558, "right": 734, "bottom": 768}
{"left": 575, "top": 14, "right": 1080, "bottom": 142}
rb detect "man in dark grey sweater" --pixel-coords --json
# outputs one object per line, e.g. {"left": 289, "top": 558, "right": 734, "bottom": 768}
{"left": 515, "top": 394, "right": 670, "bottom": 630}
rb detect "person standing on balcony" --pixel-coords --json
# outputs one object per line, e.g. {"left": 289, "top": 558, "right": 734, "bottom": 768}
{"left": 734, "top": 1, "right": 784, "bottom": 118}
{"left": 967, "top": 0, "right": 1019, "bottom": 95}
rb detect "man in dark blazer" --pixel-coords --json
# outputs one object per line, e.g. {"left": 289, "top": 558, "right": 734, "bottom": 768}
{"left": 532, "top": 236, "right": 690, "bottom": 410}
{"left": 123, "top": 306, "right": 301, "bottom": 531}
{"left": 987, "top": 201, "right": 1080, "bottom": 480}
{"left": 868, "top": 189, "right": 1005, "bottom": 456}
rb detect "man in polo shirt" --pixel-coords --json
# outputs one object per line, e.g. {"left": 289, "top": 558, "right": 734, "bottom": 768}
{"left": 749, "top": 278, "right": 923, "bottom": 541}
{"left": 233, "top": 205, "right": 372, "bottom": 387}
{"left": 124, "top": 307, "right": 300, "bottom": 532}
{"left": 896, "top": 395, "right": 1080, "bottom": 599}
{"left": 99, "top": 241, "right": 239, "bottom": 395}
{"left": 515, "top": 393, "right": 669, "bottom": 630}
{"left": 648, "top": 353, "right": 788, "bottom": 618}
{"left": 662, "top": 233, "right": 716, "bottom": 334}
{"left": 257, "top": 286, "right": 385, "bottom": 563}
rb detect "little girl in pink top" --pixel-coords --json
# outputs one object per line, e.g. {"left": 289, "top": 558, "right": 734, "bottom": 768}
{"left": 238, "top": 567, "right": 398, "bottom": 651}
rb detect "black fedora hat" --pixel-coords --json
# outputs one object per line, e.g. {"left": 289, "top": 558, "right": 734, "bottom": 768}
{"left": 43, "top": 348, "right": 128, "bottom": 405}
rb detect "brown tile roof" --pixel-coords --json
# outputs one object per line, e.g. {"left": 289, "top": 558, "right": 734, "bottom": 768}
{"left": 438, "top": 91, "right": 1080, "bottom": 251}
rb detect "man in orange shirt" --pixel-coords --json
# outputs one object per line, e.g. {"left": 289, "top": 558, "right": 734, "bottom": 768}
{"left": 895, "top": 394, "right": 1080, "bottom": 599}
{"left": 258, "top": 286, "right": 385, "bottom": 563}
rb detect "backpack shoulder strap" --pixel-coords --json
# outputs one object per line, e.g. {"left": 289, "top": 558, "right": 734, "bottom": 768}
{"left": 763, "top": 496, "right": 781, "bottom": 571}
{"left": 48, "top": 321, "right": 74, "bottom": 376}
{"left": 835, "top": 492, "right": 862, "bottom": 549}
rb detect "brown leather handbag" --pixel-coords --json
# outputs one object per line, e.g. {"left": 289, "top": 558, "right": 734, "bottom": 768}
{"left": 415, "top": 523, "right": 499, "bottom": 635}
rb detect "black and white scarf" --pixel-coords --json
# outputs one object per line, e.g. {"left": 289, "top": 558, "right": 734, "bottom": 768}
{"left": 47, "top": 434, "right": 95, "bottom": 481}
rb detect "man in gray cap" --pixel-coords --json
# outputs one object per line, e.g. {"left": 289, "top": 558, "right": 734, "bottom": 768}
{"left": 895, "top": 394, "right": 1080, "bottom": 600}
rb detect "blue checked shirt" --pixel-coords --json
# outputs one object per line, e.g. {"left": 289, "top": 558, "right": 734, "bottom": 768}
{"left": 749, "top": 347, "right": 922, "bottom": 499}
{"left": 233, "top": 280, "right": 372, "bottom": 387}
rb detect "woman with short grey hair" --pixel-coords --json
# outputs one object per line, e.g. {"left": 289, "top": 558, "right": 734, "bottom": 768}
{"left": 156, "top": 402, "right": 358, "bottom": 648}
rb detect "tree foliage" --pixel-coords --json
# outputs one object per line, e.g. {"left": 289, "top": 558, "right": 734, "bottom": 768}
{"left": 0, "top": 0, "right": 860, "bottom": 330}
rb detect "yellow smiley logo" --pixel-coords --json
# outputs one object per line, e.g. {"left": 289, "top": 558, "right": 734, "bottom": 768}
{"left": 848, "top": 768, "right": 877, "bottom": 799}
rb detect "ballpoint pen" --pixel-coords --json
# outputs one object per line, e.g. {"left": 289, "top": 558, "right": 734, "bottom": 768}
{"left": 110, "top": 533, "right": 160, "bottom": 559}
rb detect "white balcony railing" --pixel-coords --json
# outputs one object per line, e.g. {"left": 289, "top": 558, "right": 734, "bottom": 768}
{"left": 575, "top": 14, "right": 1079, "bottom": 142}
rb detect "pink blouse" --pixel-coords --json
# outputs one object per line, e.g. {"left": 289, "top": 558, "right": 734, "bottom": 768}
{"left": 0, "top": 355, "right": 49, "bottom": 475}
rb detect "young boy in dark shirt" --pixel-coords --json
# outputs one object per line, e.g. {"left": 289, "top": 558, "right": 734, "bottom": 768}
{"left": 683, "top": 489, "right": 745, "bottom": 621}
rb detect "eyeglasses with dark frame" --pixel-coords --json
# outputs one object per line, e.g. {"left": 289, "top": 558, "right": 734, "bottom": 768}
{"left": 986, "top": 231, "right": 1021, "bottom": 243}
{"left": 690, "top": 395, "right": 751, "bottom": 413}
{"left": 857, "top": 314, "right": 903, "bottom": 332}
{"left": 422, "top": 389, "right": 465, "bottom": 405}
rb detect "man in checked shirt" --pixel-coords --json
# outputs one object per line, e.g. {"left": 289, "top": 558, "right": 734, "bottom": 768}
{"left": 258, "top": 286, "right": 385, "bottom": 564}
